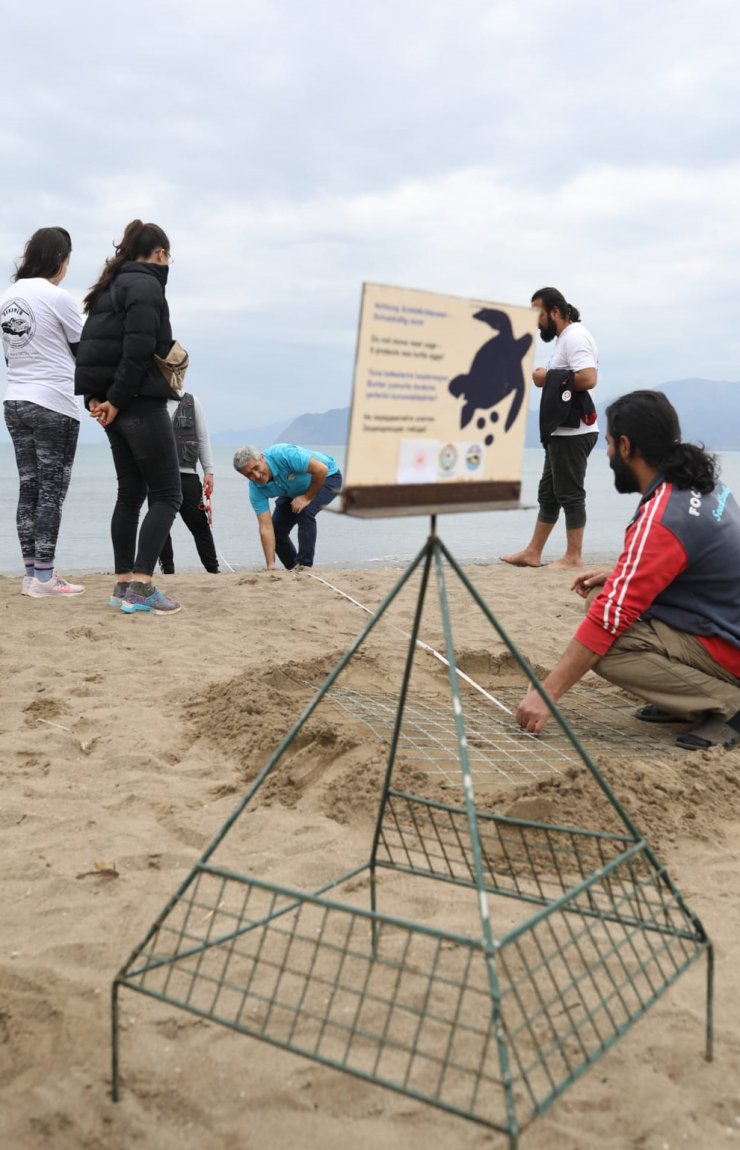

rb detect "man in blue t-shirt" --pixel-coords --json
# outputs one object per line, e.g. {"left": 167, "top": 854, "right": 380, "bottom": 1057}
{"left": 233, "top": 443, "right": 342, "bottom": 570}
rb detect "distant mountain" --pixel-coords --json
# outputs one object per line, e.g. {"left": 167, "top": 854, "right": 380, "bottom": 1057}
{"left": 242, "top": 378, "right": 739, "bottom": 454}
{"left": 526, "top": 378, "right": 740, "bottom": 451}
{"left": 277, "top": 407, "right": 349, "bottom": 444}
{"left": 652, "top": 379, "right": 739, "bottom": 451}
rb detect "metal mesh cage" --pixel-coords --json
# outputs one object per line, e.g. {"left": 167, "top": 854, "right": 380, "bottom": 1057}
{"left": 113, "top": 532, "right": 712, "bottom": 1149}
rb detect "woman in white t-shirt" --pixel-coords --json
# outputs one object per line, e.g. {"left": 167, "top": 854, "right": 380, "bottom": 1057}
{"left": 0, "top": 227, "right": 85, "bottom": 597}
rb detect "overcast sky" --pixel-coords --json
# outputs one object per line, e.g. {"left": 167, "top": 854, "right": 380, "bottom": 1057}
{"left": 2, "top": 0, "right": 740, "bottom": 442}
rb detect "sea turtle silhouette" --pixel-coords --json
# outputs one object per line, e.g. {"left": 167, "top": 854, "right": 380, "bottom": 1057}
{"left": 1, "top": 317, "right": 28, "bottom": 337}
{"left": 448, "top": 308, "right": 533, "bottom": 432}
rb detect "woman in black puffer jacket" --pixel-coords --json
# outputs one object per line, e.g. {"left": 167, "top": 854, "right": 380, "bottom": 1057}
{"left": 75, "top": 219, "right": 183, "bottom": 614}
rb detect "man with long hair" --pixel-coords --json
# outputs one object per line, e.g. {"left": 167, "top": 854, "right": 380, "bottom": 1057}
{"left": 516, "top": 391, "right": 740, "bottom": 751}
{"left": 502, "top": 286, "right": 598, "bottom": 569}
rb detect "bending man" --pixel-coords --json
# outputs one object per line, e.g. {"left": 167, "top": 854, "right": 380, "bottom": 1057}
{"left": 234, "top": 443, "right": 342, "bottom": 570}
{"left": 516, "top": 390, "right": 740, "bottom": 751}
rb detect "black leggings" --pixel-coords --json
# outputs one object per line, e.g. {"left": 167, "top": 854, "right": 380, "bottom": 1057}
{"left": 104, "top": 397, "right": 182, "bottom": 576}
{"left": 4, "top": 400, "right": 79, "bottom": 566}
{"left": 157, "top": 472, "right": 219, "bottom": 573}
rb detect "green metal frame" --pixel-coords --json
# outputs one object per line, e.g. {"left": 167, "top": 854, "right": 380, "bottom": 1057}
{"left": 112, "top": 522, "right": 712, "bottom": 1148}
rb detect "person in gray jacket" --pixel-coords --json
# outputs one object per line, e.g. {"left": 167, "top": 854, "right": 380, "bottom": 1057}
{"left": 157, "top": 391, "right": 219, "bottom": 573}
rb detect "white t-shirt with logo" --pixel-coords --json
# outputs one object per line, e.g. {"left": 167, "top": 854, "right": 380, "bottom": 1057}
{"left": 1, "top": 277, "right": 83, "bottom": 421}
{"left": 548, "top": 322, "right": 599, "bottom": 438}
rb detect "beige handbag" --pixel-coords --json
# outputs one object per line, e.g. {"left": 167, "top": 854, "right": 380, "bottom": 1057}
{"left": 153, "top": 341, "right": 189, "bottom": 392}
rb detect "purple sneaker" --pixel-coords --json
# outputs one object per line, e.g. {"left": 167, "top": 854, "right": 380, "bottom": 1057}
{"left": 120, "top": 581, "right": 182, "bottom": 615}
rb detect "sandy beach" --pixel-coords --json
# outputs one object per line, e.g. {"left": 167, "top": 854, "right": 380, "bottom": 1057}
{"left": 2, "top": 561, "right": 740, "bottom": 1150}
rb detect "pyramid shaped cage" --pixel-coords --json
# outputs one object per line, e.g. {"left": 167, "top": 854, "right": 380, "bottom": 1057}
{"left": 112, "top": 530, "right": 713, "bottom": 1148}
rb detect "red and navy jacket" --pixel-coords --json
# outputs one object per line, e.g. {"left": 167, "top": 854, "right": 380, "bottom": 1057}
{"left": 576, "top": 476, "right": 740, "bottom": 675}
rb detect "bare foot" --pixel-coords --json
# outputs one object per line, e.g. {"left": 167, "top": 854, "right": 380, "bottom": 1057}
{"left": 500, "top": 551, "right": 544, "bottom": 568}
{"left": 548, "top": 557, "right": 583, "bottom": 570}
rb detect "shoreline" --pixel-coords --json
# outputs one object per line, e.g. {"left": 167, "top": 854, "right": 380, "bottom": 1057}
{"left": 0, "top": 552, "right": 623, "bottom": 579}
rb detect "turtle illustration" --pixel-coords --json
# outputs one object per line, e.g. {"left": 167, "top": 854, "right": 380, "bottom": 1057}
{"left": 1, "top": 316, "right": 28, "bottom": 337}
{"left": 448, "top": 308, "right": 533, "bottom": 432}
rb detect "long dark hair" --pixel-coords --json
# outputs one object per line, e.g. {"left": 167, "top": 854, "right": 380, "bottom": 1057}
{"left": 12, "top": 227, "right": 72, "bottom": 282}
{"left": 606, "top": 390, "right": 718, "bottom": 494}
{"left": 83, "top": 219, "right": 170, "bottom": 313}
{"left": 530, "top": 286, "right": 581, "bottom": 323}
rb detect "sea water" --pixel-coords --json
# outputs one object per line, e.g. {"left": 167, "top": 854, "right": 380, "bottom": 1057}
{"left": 1, "top": 444, "right": 739, "bottom": 575}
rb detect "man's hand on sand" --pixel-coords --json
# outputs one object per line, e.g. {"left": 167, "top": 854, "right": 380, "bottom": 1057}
{"left": 516, "top": 689, "right": 552, "bottom": 735}
{"left": 571, "top": 570, "right": 608, "bottom": 599}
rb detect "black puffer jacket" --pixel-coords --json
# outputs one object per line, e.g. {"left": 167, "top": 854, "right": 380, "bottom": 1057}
{"left": 75, "top": 261, "right": 174, "bottom": 410}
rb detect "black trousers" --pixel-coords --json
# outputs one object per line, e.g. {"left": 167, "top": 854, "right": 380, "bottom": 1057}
{"left": 272, "top": 471, "right": 342, "bottom": 568}
{"left": 537, "top": 432, "right": 598, "bottom": 530}
{"left": 105, "top": 397, "right": 182, "bottom": 576}
{"left": 158, "top": 472, "right": 219, "bottom": 573}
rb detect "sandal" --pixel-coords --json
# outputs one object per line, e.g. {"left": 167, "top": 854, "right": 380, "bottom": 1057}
{"left": 634, "top": 704, "right": 689, "bottom": 724}
{"left": 676, "top": 716, "right": 740, "bottom": 751}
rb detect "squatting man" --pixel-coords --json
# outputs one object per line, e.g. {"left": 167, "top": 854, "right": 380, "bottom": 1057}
{"left": 516, "top": 390, "right": 740, "bottom": 752}
{"left": 234, "top": 443, "right": 342, "bottom": 570}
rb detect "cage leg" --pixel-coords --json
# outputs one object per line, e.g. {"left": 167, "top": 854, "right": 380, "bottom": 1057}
{"left": 369, "top": 530, "right": 435, "bottom": 953}
{"left": 705, "top": 942, "right": 714, "bottom": 1061}
{"left": 111, "top": 980, "right": 121, "bottom": 1102}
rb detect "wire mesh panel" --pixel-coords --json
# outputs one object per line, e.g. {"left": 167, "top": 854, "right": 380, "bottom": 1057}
{"left": 122, "top": 865, "right": 511, "bottom": 1129}
{"left": 377, "top": 791, "right": 634, "bottom": 907}
{"left": 119, "top": 854, "right": 706, "bottom": 1135}
{"left": 496, "top": 845, "right": 707, "bottom": 1120}
{"left": 321, "top": 686, "right": 684, "bottom": 786}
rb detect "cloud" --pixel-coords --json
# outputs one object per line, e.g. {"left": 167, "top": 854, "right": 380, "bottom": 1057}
{"left": 2, "top": 0, "right": 740, "bottom": 437}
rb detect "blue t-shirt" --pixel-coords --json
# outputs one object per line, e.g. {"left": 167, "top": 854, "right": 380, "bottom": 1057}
{"left": 249, "top": 444, "right": 339, "bottom": 515}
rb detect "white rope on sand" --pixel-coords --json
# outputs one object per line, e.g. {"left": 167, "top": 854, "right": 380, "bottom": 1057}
{"left": 306, "top": 571, "right": 513, "bottom": 716}
{"left": 217, "top": 548, "right": 237, "bottom": 573}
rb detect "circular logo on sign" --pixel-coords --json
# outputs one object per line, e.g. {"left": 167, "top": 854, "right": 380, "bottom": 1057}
{"left": 465, "top": 444, "right": 482, "bottom": 471}
{"left": 0, "top": 298, "right": 36, "bottom": 349}
{"left": 438, "top": 443, "right": 457, "bottom": 472}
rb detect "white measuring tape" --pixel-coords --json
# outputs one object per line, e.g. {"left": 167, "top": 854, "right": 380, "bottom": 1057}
{"left": 306, "top": 571, "right": 512, "bottom": 715}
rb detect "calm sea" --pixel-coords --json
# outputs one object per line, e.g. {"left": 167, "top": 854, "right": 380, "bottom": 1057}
{"left": 2, "top": 444, "right": 739, "bottom": 575}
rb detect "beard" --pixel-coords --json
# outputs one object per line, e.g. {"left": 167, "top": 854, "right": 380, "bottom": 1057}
{"left": 610, "top": 454, "right": 640, "bottom": 494}
{"left": 539, "top": 316, "right": 558, "bottom": 343}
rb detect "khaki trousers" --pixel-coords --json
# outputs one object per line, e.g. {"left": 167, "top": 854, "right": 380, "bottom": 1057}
{"left": 595, "top": 618, "right": 740, "bottom": 722}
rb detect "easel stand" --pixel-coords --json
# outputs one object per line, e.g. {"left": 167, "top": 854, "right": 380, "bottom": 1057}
{"left": 112, "top": 519, "right": 713, "bottom": 1148}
